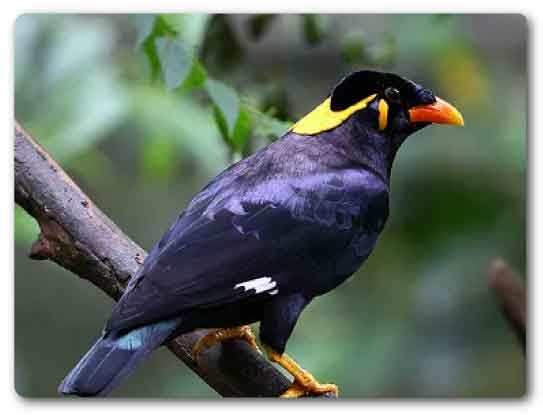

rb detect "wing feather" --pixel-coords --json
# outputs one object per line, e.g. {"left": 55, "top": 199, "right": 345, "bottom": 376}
{"left": 106, "top": 138, "right": 388, "bottom": 332}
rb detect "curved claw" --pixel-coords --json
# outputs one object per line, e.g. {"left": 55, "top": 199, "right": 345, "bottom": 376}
{"left": 280, "top": 383, "right": 307, "bottom": 398}
{"left": 264, "top": 346, "right": 339, "bottom": 398}
{"left": 280, "top": 381, "right": 338, "bottom": 398}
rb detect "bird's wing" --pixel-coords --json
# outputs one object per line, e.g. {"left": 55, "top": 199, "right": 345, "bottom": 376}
{"left": 106, "top": 168, "right": 386, "bottom": 333}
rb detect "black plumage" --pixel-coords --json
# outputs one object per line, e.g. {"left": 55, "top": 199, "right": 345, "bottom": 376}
{"left": 59, "top": 70, "right": 463, "bottom": 397}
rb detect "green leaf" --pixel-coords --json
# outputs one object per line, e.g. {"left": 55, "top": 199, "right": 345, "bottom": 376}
{"left": 205, "top": 79, "right": 240, "bottom": 139}
{"left": 138, "top": 15, "right": 177, "bottom": 81}
{"left": 160, "top": 14, "right": 211, "bottom": 53}
{"left": 143, "top": 38, "right": 161, "bottom": 81}
{"left": 128, "top": 84, "right": 229, "bottom": 174}
{"left": 211, "top": 104, "right": 229, "bottom": 144}
{"left": 155, "top": 15, "right": 177, "bottom": 34}
{"left": 155, "top": 37, "right": 193, "bottom": 90}
{"left": 180, "top": 59, "right": 207, "bottom": 91}
{"left": 231, "top": 106, "right": 252, "bottom": 154}
{"left": 134, "top": 14, "right": 156, "bottom": 47}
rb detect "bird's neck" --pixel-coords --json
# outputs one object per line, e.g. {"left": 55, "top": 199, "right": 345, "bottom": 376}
{"left": 329, "top": 118, "right": 405, "bottom": 186}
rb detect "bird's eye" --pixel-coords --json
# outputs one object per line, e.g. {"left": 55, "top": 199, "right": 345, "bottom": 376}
{"left": 384, "top": 87, "right": 401, "bottom": 103}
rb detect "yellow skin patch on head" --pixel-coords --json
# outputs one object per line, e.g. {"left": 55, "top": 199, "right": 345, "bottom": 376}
{"left": 378, "top": 99, "right": 389, "bottom": 131}
{"left": 291, "top": 94, "right": 377, "bottom": 135}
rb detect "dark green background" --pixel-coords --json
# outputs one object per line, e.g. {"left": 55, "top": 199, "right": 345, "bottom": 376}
{"left": 14, "top": 14, "right": 526, "bottom": 398}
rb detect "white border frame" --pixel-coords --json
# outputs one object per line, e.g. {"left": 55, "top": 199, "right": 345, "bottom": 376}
{"left": 2, "top": 2, "right": 539, "bottom": 414}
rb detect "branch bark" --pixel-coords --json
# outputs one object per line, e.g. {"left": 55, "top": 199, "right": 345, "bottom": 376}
{"left": 14, "top": 121, "right": 298, "bottom": 397}
{"left": 488, "top": 258, "right": 526, "bottom": 353}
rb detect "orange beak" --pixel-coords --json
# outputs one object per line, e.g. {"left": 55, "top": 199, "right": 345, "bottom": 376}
{"left": 408, "top": 96, "right": 464, "bottom": 126}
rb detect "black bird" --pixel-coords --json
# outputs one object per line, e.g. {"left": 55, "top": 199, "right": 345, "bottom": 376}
{"left": 59, "top": 70, "right": 464, "bottom": 398}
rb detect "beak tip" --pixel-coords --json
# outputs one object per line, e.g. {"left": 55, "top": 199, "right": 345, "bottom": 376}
{"left": 450, "top": 105, "right": 465, "bottom": 126}
{"left": 455, "top": 113, "right": 465, "bottom": 127}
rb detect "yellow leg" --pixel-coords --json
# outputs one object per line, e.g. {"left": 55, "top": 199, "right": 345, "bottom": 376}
{"left": 265, "top": 346, "right": 339, "bottom": 398}
{"left": 192, "top": 325, "right": 261, "bottom": 361}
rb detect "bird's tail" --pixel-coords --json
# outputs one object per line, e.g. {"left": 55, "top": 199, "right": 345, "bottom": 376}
{"left": 58, "top": 318, "right": 180, "bottom": 397}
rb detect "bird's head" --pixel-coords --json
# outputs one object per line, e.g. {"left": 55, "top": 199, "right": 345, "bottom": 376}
{"left": 291, "top": 70, "right": 464, "bottom": 150}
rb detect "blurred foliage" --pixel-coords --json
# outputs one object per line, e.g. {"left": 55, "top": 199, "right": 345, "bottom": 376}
{"left": 135, "top": 14, "right": 290, "bottom": 159}
{"left": 14, "top": 14, "right": 526, "bottom": 398}
{"left": 302, "top": 14, "right": 328, "bottom": 46}
{"left": 245, "top": 14, "right": 276, "bottom": 41}
{"left": 202, "top": 15, "right": 244, "bottom": 73}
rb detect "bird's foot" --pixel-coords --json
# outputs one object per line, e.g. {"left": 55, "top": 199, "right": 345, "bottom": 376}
{"left": 192, "top": 325, "right": 261, "bottom": 361}
{"left": 265, "top": 347, "right": 339, "bottom": 398}
{"left": 280, "top": 379, "right": 339, "bottom": 398}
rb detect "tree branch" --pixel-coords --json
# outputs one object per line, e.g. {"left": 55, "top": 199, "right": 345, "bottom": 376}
{"left": 14, "top": 121, "right": 299, "bottom": 397}
{"left": 488, "top": 258, "right": 526, "bottom": 353}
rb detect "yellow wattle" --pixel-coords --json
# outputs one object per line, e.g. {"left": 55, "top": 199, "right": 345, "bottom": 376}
{"left": 378, "top": 99, "right": 389, "bottom": 130}
{"left": 290, "top": 94, "right": 377, "bottom": 135}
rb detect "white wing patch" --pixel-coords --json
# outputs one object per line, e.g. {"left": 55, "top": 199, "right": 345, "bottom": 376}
{"left": 235, "top": 277, "right": 277, "bottom": 295}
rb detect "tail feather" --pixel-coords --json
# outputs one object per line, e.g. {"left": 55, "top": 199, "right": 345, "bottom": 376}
{"left": 58, "top": 319, "right": 180, "bottom": 397}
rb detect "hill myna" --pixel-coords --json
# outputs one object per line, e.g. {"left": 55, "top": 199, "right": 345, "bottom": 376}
{"left": 59, "top": 70, "right": 464, "bottom": 398}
